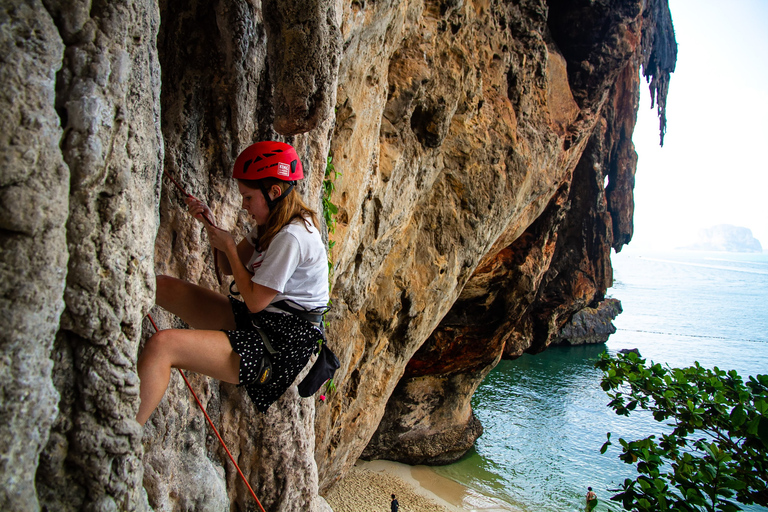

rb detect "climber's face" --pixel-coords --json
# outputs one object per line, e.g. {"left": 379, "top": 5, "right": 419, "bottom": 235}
{"left": 238, "top": 181, "right": 270, "bottom": 226}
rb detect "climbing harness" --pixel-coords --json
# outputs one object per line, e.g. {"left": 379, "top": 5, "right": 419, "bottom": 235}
{"left": 146, "top": 313, "right": 266, "bottom": 512}
{"left": 271, "top": 299, "right": 328, "bottom": 327}
{"left": 163, "top": 170, "right": 222, "bottom": 285}
{"left": 229, "top": 285, "right": 336, "bottom": 391}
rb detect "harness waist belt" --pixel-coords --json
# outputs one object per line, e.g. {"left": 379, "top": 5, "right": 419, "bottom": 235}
{"left": 271, "top": 300, "right": 326, "bottom": 325}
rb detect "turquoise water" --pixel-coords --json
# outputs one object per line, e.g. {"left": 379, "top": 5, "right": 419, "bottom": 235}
{"left": 434, "top": 250, "right": 768, "bottom": 511}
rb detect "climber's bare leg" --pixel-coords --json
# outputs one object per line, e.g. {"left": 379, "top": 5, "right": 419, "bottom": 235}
{"left": 136, "top": 328, "right": 240, "bottom": 425}
{"left": 155, "top": 275, "right": 236, "bottom": 330}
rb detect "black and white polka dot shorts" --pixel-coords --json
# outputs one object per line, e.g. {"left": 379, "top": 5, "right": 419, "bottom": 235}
{"left": 225, "top": 296, "right": 322, "bottom": 413}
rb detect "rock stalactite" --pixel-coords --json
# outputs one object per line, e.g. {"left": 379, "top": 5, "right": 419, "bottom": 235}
{"left": 1, "top": 0, "right": 675, "bottom": 509}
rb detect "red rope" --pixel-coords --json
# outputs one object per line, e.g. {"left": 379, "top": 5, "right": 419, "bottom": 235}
{"left": 146, "top": 314, "right": 266, "bottom": 512}
{"left": 163, "top": 171, "right": 222, "bottom": 285}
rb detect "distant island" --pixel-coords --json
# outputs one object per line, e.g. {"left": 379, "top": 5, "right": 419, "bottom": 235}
{"left": 681, "top": 224, "right": 763, "bottom": 253}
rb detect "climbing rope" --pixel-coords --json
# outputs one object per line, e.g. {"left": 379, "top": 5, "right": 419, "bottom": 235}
{"left": 617, "top": 327, "right": 767, "bottom": 344}
{"left": 163, "top": 170, "right": 222, "bottom": 285}
{"left": 146, "top": 313, "right": 266, "bottom": 512}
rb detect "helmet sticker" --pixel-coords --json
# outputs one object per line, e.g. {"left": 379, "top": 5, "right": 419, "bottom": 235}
{"left": 278, "top": 162, "right": 290, "bottom": 177}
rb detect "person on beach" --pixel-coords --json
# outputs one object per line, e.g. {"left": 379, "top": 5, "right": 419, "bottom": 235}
{"left": 585, "top": 486, "right": 597, "bottom": 511}
{"left": 391, "top": 493, "right": 399, "bottom": 512}
{"left": 137, "top": 141, "right": 329, "bottom": 424}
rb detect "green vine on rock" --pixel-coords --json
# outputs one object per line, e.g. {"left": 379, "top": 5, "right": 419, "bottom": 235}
{"left": 319, "top": 152, "right": 341, "bottom": 402}
{"left": 322, "top": 152, "right": 341, "bottom": 277}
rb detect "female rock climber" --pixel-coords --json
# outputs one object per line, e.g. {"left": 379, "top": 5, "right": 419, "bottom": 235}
{"left": 137, "top": 141, "right": 329, "bottom": 425}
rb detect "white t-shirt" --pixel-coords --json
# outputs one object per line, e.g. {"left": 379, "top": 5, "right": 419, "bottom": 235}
{"left": 245, "top": 218, "right": 329, "bottom": 312}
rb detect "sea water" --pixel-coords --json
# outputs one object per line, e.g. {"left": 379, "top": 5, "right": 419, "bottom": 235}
{"left": 434, "top": 250, "right": 768, "bottom": 511}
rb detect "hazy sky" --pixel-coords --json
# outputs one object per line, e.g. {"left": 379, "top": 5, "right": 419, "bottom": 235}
{"left": 629, "top": 0, "right": 768, "bottom": 251}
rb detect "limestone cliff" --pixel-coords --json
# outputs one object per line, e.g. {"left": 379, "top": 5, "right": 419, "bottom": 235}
{"left": 0, "top": 0, "right": 674, "bottom": 510}
{"left": 352, "top": 0, "right": 676, "bottom": 471}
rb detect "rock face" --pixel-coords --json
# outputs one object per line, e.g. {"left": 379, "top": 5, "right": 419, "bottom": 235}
{"left": 3, "top": 0, "right": 339, "bottom": 511}
{"left": 3, "top": 1, "right": 162, "bottom": 510}
{"left": 0, "top": 0, "right": 675, "bottom": 510}
{"left": 0, "top": 4, "right": 67, "bottom": 509}
{"left": 147, "top": 1, "right": 339, "bottom": 511}
{"left": 354, "top": 0, "right": 675, "bottom": 468}
{"left": 683, "top": 224, "right": 763, "bottom": 253}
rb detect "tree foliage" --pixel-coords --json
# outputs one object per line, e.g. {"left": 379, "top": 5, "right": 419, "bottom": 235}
{"left": 596, "top": 351, "right": 768, "bottom": 511}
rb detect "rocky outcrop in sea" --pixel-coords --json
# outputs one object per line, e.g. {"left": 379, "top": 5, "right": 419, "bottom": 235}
{"left": 552, "top": 298, "right": 623, "bottom": 346}
{"left": 1, "top": 0, "right": 674, "bottom": 510}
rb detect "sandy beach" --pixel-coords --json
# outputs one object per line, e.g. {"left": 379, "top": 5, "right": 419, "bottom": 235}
{"left": 325, "top": 460, "right": 521, "bottom": 512}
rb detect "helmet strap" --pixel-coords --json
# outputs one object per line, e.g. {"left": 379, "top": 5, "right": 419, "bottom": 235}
{"left": 259, "top": 181, "right": 295, "bottom": 210}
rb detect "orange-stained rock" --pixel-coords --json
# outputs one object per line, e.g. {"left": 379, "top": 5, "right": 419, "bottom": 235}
{"left": 362, "top": 0, "right": 675, "bottom": 467}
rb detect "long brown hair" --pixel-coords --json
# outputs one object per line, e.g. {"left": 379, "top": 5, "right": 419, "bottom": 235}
{"left": 239, "top": 177, "right": 320, "bottom": 250}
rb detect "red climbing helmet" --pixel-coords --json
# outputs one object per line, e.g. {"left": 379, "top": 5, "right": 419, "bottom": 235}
{"left": 232, "top": 141, "right": 304, "bottom": 181}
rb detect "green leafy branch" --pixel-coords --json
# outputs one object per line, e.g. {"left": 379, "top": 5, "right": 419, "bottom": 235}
{"left": 322, "top": 152, "right": 341, "bottom": 278}
{"left": 319, "top": 152, "right": 341, "bottom": 401}
{"left": 596, "top": 351, "right": 768, "bottom": 511}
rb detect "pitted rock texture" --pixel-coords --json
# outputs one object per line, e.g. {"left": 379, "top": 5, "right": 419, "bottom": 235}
{"left": 2, "top": 0, "right": 339, "bottom": 510}
{"left": 31, "top": 1, "right": 163, "bottom": 511}
{"left": 263, "top": 0, "right": 341, "bottom": 136}
{"left": 0, "top": 3, "right": 67, "bottom": 510}
{"left": 316, "top": 0, "right": 591, "bottom": 484}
